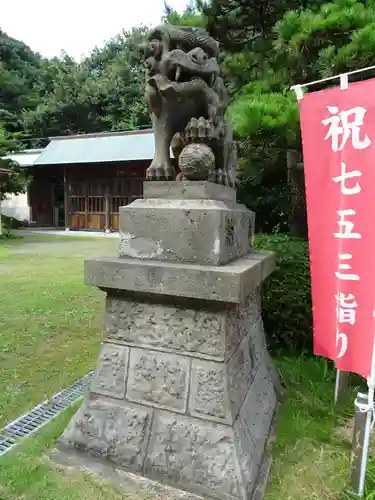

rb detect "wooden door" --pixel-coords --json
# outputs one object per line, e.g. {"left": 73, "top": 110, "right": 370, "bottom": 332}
{"left": 70, "top": 180, "right": 106, "bottom": 230}
{"left": 29, "top": 179, "right": 54, "bottom": 226}
{"left": 69, "top": 181, "right": 86, "bottom": 229}
{"left": 87, "top": 180, "right": 106, "bottom": 229}
{"left": 109, "top": 177, "right": 144, "bottom": 231}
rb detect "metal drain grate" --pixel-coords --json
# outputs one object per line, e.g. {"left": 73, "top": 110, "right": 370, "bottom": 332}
{"left": 0, "top": 371, "right": 94, "bottom": 456}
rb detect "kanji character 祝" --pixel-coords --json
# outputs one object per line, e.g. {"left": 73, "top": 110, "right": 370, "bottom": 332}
{"left": 322, "top": 105, "right": 371, "bottom": 152}
{"left": 335, "top": 253, "right": 359, "bottom": 281}
{"left": 334, "top": 209, "right": 361, "bottom": 239}
{"left": 332, "top": 161, "right": 362, "bottom": 195}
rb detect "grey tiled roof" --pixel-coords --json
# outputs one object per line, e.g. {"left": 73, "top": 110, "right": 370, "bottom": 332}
{"left": 6, "top": 149, "right": 44, "bottom": 167}
{"left": 34, "top": 130, "right": 156, "bottom": 166}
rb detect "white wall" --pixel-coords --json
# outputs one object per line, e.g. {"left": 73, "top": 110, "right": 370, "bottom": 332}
{"left": 1, "top": 193, "right": 30, "bottom": 221}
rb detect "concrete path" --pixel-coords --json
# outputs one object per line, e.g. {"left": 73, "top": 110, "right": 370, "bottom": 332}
{"left": 15, "top": 228, "right": 120, "bottom": 238}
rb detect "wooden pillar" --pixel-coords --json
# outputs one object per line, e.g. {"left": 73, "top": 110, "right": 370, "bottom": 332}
{"left": 51, "top": 181, "right": 55, "bottom": 227}
{"left": 83, "top": 181, "right": 88, "bottom": 230}
{"left": 335, "top": 370, "right": 351, "bottom": 404}
{"left": 26, "top": 180, "right": 32, "bottom": 223}
{"left": 105, "top": 181, "right": 111, "bottom": 232}
{"left": 63, "top": 167, "right": 70, "bottom": 231}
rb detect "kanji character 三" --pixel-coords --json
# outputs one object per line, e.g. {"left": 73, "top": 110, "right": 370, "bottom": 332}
{"left": 332, "top": 161, "right": 362, "bottom": 195}
{"left": 322, "top": 105, "right": 371, "bottom": 152}
{"left": 335, "top": 253, "right": 359, "bottom": 281}
{"left": 335, "top": 291, "right": 358, "bottom": 325}
{"left": 334, "top": 209, "right": 361, "bottom": 239}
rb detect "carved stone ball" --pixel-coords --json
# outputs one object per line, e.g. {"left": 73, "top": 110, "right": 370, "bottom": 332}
{"left": 178, "top": 143, "right": 215, "bottom": 181}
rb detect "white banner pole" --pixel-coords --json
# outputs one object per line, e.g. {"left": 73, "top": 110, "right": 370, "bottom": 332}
{"left": 348, "top": 326, "right": 375, "bottom": 496}
{"left": 290, "top": 64, "right": 375, "bottom": 93}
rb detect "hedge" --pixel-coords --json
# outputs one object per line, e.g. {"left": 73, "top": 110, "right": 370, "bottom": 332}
{"left": 1, "top": 214, "right": 25, "bottom": 237}
{"left": 255, "top": 233, "right": 312, "bottom": 354}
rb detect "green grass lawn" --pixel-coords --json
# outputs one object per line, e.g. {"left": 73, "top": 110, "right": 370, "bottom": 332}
{"left": 0, "top": 235, "right": 374, "bottom": 499}
{"left": 0, "top": 235, "right": 117, "bottom": 428}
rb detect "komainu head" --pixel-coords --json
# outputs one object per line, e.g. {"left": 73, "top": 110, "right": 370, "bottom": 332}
{"left": 141, "top": 24, "right": 236, "bottom": 187}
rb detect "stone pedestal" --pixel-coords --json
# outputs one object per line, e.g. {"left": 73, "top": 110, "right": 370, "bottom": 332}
{"left": 57, "top": 182, "right": 278, "bottom": 500}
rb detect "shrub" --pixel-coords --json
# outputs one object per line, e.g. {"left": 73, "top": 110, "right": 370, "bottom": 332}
{"left": 2, "top": 215, "right": 24, "bottom": 229}
{"left": 1, "top": 214, "right": 24, "bottom": 238}
{"left": 254, "top": 233, "right": 312, "bottom": 354}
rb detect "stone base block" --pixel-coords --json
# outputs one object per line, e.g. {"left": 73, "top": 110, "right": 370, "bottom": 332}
{"left": 143, "top": 181, "right": 237, "bottom": 201}
{"left": 50, "top": 445, "right": 204, "bottom": 500}
{"left": 59, "top": 364, "right": 276, "bottom": 500}
{"left": 118, "top": 181, "right": 255, "bottom": 266}
{"left": 84, "top": 251, "right": 275, "bottom": 303}
{"left": 58, "top": 272, "right": 279, "bottom": 500}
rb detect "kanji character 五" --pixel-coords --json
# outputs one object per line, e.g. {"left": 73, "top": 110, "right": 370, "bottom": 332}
{"left": 334, "top": 209, "right": 361, "bottom": 239}
{"left": 322, "top": 105, "right": 371, "bottom": 152}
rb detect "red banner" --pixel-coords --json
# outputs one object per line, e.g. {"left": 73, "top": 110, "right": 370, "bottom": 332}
{"left": 299, "top": 78, "right": 375, "bottom": 380}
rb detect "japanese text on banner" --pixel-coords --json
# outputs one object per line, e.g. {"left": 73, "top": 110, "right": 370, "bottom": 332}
{"left": 323, "top": 105, "right": 371, "bottom": 361}
{"left": 298, "top": 80, "right": 375, "bottom": 379}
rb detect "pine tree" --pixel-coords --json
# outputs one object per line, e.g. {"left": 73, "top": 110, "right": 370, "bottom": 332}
{"left": 0, "top": 126, "right": 28, "bottom": 201}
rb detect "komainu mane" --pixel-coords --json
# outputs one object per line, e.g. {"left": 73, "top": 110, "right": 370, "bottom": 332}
{"left": 142, "top": 24, "right": 237, "bottom": 186}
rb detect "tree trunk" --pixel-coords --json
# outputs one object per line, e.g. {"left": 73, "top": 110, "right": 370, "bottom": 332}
{"left": 287, "top": 149, "right": 307, "bottom": 238}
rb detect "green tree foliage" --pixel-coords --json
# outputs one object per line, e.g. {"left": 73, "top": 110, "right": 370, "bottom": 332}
{"left": 217, "top": 0, "right": 375, "bottom": 233}
{"left": 275, "top": 0, "right": 375, "bottom": 81}
{"left": 23, "top": 27, "right": 150, "bottom": 139}
{"left": 197, "top": 0, "right": 299, "bottom": 52}
{"left": 255, "top": 233, "right": 312, "bottom": 353}
{"left": 0, "top": 126, "right": 28, "bottom": 200}
{"left": 0, "top": 30, "right": 42, "bottom": 133}
{"left": 227, "top": 0, "right": 375, "bottom": 154}
{"left": 0, "top": 25, "right": 151, "bottom": 143}
{"left": 164, "top": 1, "right": 206, "bottom": 26}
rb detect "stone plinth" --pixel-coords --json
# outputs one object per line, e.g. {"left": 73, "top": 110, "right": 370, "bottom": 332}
{"left": 118, "top": 181, "right": 255, "bottom": 266}
{"left": 56, "top": 182, "right": 278, "bottom": 500}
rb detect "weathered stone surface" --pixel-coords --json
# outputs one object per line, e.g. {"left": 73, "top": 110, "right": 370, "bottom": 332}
{"left": 118, "top": 198, "right": 253, "bottom": 266}
{"left": 144, "top": 181, "right": 236, "bottom": 201}
{"left": 251, "top": 453, "right": 273, "bottom": 500}
{"left": 226, "top": 290, "right": 261, "bottom": 360}
{"left": 50, "top": 446, "right": 204, "bottom": 500}
{"left": 189, "top": 359, "right": 230, "bottom": 423}
{"left": 233, "top": 363, "right": 277, "bottom": 497}
{"left": 247, "top": 316, "right": 282, "bottom": 397}
{"left": 247, "top": 288, "right": 262, "bottom": 320}
{"left": 84, "top": 252, "right": 275, "bottom": 304}
{"left": 178, "top": 143, "right": 216, "bottom": 181}
{"left": 145, "top": 411, "right": 240, "bottom": 499}
{"left": 249, "top": 317, "right": 269, "bottom": 366}
{"left": 58, "top": 294, "right": 278, "bottom": 500}
{"left": 105, "top": 296, "right": 225, "bottom": 360}
{"left": 61, "top": 395, "right": 152, "bottom": 472}
{"left": 227, "top": 334, "right": 254, "bottom": 420}
{"left": 126, "top": 349, "right": 190, "bottom": 413}
{"left": 90, "top": 343, "right": 129, "bottom": 399}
